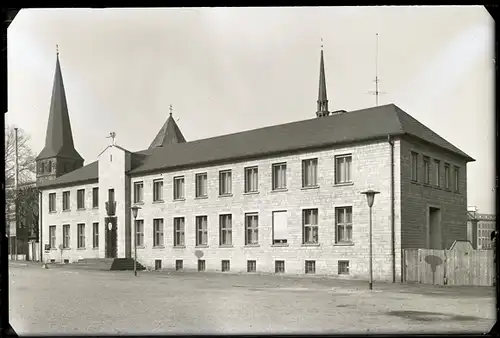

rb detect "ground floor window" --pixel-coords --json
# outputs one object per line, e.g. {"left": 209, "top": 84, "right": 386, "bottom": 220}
{"left": 275, "top": 260, "right": 285, "bottom": 273}
{"left": 247, "top": 260, "right": 256, "bottom": 273}
{"left": 155, "top": 260, "right": 162, "bottom": 270}
{"left": 305, "top": 260, "right": 316, "bottom": 274}
{"left": 176, "top": 260, "right": 183, "bottom": 271}
{"left": 338, "top": 260, "right": 349, "bottom": 275}
{"left": 221, "top": 260, "right": 230, "bottom": 272}
{"left": 198, "top": 260, "right": 206, "bottom": 272}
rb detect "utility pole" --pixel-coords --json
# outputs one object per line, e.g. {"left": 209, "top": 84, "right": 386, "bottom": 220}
{"left": 14, "top": 127, "right": 19, "bottom": 261}
{"left": 367, "top": 33, "right": 386, "bottom": 106}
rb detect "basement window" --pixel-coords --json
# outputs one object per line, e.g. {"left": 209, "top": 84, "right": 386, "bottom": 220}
{"left": 305, "top": 260, "right": 316, "bottom": 274}
{"left": 198, "top": 260, "right": 206, "bottom": 272}
{"left": 247, "top": 260, "right": 256, "bottom": 273}
{"left": 175, "top": 260, "right": 183, "bottom": 271}
{"left": 338, "top": 260, "right": 350, "bottom": 275}
{"left": 275, "top": 260, "right": 285, "bottom": 273}
{"left": 221, "top": 260, "right": 230, "bottom": 272}
{"left": 155, "top": 260, "right": 162, "bottom": 271}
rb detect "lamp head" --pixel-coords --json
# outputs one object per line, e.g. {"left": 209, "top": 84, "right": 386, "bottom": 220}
{"left": 361, "top": 190, "right": 380, "bottom": 208}
{"left": 131, "top": 205, "right": 141, "bottom": 219}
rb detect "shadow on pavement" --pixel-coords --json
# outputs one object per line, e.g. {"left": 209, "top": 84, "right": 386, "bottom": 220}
{"left": 387, "top": 310, "right": 482, "bottom": 322}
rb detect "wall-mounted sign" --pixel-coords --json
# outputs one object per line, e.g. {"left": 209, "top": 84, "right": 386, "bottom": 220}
{"left": 108, "top": 222, "right": 113, "bottom": 231}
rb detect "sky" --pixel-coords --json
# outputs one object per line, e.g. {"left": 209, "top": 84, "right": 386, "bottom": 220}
{"left": 6, "top": 6, "right": 495, "bottom": 213}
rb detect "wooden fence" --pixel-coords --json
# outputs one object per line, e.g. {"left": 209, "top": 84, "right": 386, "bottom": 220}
{"left": 403, "top": 240, "right": 495, "bottom": 286}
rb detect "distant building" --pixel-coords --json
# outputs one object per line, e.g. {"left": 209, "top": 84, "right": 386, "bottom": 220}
{"left": 36, "top": 48, "right": 475, "bottom": 281}
{"left": 467, "top": 210, "right": 496, "bottom": 249}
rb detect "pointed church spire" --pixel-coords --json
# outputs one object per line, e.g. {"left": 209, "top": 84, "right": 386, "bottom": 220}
{"left": 316, "top": 39, "right": 330, "bottom": 118}
{"left": 148, "top": 105, "right": 186, "bottom": 149}
{"left": 37, "top": 48, "right": 83, "bottom": 163}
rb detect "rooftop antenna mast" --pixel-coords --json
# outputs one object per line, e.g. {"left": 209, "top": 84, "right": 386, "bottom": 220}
{"left": 367, "top": 33, "right": 386, "bottom": 106}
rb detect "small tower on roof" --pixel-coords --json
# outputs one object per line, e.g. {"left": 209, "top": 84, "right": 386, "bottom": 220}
{"left": 148, "top": 104, "right": 187, "bottom": 149}
{"left": 316, "top": 39, "right": 330, "bottom": 118}
{"left": 36, "top": 46, "right": 84, "bottom": 184}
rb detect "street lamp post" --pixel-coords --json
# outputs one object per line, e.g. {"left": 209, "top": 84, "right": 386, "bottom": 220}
{"left": 131, "top": 205, "right": 141, "bottom": 277}
{"left": 361, "top": 189, "right": 380, "bottom": 290}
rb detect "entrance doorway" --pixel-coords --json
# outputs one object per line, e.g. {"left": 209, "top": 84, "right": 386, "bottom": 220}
{"left": 105, "top": 217, "right": 117, "bottom": 258}
{"left": 428, "top": 207, "right": 442, "bottom": 249}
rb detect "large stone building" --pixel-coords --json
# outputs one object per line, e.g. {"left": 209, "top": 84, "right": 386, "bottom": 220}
{"left": 467, "top": 208, "right": 496, "bottom": 249}
{"left": 37, "top": 48, "right": 474, "bottom": 282}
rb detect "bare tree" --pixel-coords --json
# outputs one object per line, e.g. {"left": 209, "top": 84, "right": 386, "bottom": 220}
{"left": 5, "top": 125, "right": 36, "bottom": 187}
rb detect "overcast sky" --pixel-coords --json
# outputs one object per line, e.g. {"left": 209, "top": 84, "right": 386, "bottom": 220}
{"left": 6, "top": 7, "right": 495, "bottom": 213}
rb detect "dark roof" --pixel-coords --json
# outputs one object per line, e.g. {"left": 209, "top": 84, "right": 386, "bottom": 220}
{"left": 37, "top": 103, "right": 474, "bottom": 189}
{"left": 37, "top": 161, "right": 98, "bottom": 189}
{"left": 36, "top": 54, "right": 83, "bottom": 162}
{"left": 148, "top": 113, "right": 186, "bottom": 149}
{"left": 130, "top": 103, "right": 474, "bottom": 176}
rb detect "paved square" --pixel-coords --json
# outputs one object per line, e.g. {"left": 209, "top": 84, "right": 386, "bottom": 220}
{"left": 9, "top": 263, "right": 495, "bottom": 334}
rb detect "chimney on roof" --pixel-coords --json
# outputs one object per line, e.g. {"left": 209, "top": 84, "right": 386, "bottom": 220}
{"left": 316, "top": 40, "right": 330, "bottom": 118}
{"left": 331, "top": 109, "right": 347, "bottom": 115}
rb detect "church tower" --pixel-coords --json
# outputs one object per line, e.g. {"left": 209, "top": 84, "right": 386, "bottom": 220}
{"left": 148, "top": 105, "right": 186, "bottom": 149}
{"left": 316, "top": 45, "right": 330, "bottom": 118}
{"left": 36, "top": 48, "right": 84, "bottom": 184}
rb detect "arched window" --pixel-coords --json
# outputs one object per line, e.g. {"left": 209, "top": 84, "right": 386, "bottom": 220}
{"left": 48, "top": 161, "right": 52, "bottom": 173}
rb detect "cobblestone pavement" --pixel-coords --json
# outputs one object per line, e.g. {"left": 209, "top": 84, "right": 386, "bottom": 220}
{"left": 8, "top": 263, "right": 495, "bottom": 335}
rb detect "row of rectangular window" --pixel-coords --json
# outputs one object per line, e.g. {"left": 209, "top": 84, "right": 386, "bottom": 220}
{"left": 48, "top": 223, "right": 99, "bottom": 249}
{"left": 47, "top": 207, "right": 353, "bottom": 249}
{"left": 48, "top": 187, "right": 99, "bottom": 213}
{"left": 134, "top": 155, "right": 353, "bottom": 203}
{"left": 158, "top": 259, "right": 350, "bottom": 275}
{"left": 410, "top": 152, "right": 460, "bottom": 191}
{"left": 133, "top": 207, "right": 352, "bottom": 247}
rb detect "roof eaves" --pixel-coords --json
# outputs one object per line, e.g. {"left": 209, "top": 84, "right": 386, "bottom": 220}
{"left": 129, "top": 134, "right": 398, "bottom": 177}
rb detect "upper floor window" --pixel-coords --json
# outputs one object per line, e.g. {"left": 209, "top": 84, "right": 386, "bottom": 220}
{"left": 444, "top": 163, "right": 450, "bottom": 190}
{"left": 272, "top": 163, "right": 287, "bottom": 190}
{"left": 92, "top": 187, "right": 99, "bottom": 208}
{"left": 135, "top": 220, "right": 144, "bottom": 246}
{"left": 62, "top": 191, "right": 70, "bottom": 211}
{"left": 302, "top": 158, "right": 318, "bottom": 188}
{"left": 173, "top": 176, "right": 185, "bottom": 200}
{"left": 196, "top": 215, "right": 208, "bottom": 246}
{"left": 77, "top": 189, "right": 85, "bottom": 209}
{"left": 49, "top": 225, "right": 56, "bottom": 248}
{"left": 195, "top": 173, "right": 208, "bottom": 198}
{"left": 245, "top": 213, "right": 259, "bottom": 245}
{"left": 133, "top": 182, "right": 144, "bottom": 203}
{"left": 219, "top": 214, "right": 232, "bottom": 246}
{"left": 48, "top": 193, "right": 56, "bottom": 212}
{"left": 335, "top": 155, "right": 352, "bottom": 184}
{"left": 410, "top": 152, "right": 418, "bottom": 182}
{"left": 244, "top": 166, "right": 258, "bottom": 193}
{"left": 434, "top": 160, "right": 441, "bottom": 187}
{"left": 423, "top": 156, "right": 430, "bottom": 185}
{"left": 174, "top": 217, "right": 185, "bottom": 247}
{"left": 219, "top": 170, "right": 232, "bottom": 196}
{"left": 153, "top": 218, "right": 164, "bottom": 247}
{"left": 63, "top": 224, "right": 70, "bottom": 248}
{"left": 153, "top": 179, "right": 164, "bottom": 202}
{"left": 454, "top": 166, "right": 460, "bottom": 192}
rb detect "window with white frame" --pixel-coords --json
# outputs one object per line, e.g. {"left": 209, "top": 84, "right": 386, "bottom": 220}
{"left": 195, "top": 173, "right": 208, "bottom": 198}
{"left": 219, "top": 170, "right": 232, "bottom": 195}
{"left": 272, "top": 162, "right": 287, "bottom": 190}
{"left": 444, "top": 163, "right": 450, "bottom": 189}
{"left": 63, "top": 224, "right": 70, "bottom": 248}
{"left": 245, "top": 213, "right": 259, "bottom": 245}
{"left": 153, "top": 218, "right": 164, "bottom": 246}
{"left": 244, "top": 167, "right": 258, "bottom": 193}
{"left": 410, "top": 152, "right": 419, "bottom": 182}
{"left": 174, "top": 217, "right": 185, "bottom": 247}
{"left": 219, "top": 214, "right": 232, "bottom": 245}
{"left": 272, "top": 210, "right": 288, "bottom": 244}
{"left": 335, "top": 154, "right": 352, "bottom": 184}
{"left": 434, "top": 160, "right": 441, "bottom": 187}
{"left": 173, "top": 176, "right": 185, "bottom": 200}
{"left": 335, "top": 207, "right": 353, "bottom": 243}
{"left": 92, "top": 187, "right": 99, "bottom": 208}
{"left": 49, "top": 225, "right": 56, "bottom": 248}
{"left": 302, "top": 158, "right": 318, "bottom": 187}
{"left": 77, "top": 189, "right": 85, "bottom": 209}
{"left": 92, "top": 222, "right": 99, "bottom": 248}
{"left": 454, "top": 166, "right": 460, "bottom": 192}
{"left": 49, "top": 193, "right": 56, "bottom": 212}
{"left": 77, "top": 223, "right": 85, "bottom": 248}
{"left": 153, "top": 179, "right": 163, "bottom": 202}
{"left": 62, "top": 191, "right": 70, "bottom": 211}
{"left": 196, "top": 216, "right": 208, "bottom": 246}
{"left": 303, "top": 209, "right": 319, "bottom": 244}
{"left": 423, "top": 156, "right": 430, "bottom": 184}
{"left": 135, "top": 220, "right": 144, "bottom": 246}
{"left": 134, "top": 182, "right": 144, "bottom": 203}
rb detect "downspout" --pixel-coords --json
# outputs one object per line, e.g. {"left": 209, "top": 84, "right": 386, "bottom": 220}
{"left": 39, "top": 190, "right": 43, "bottom": 263}
{"left": 388, "top": 135, "right": 396, "bottom": 283}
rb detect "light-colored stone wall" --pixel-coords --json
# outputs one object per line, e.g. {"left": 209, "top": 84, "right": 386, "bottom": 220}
{"left": 400, "top": 137, "right": 469, "bottom": 250}
{"left": 41, "top": 181, "right": 100, "bottom": 263}
{"left": 130, "top": 139, "right": 402, "bottom": 281}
